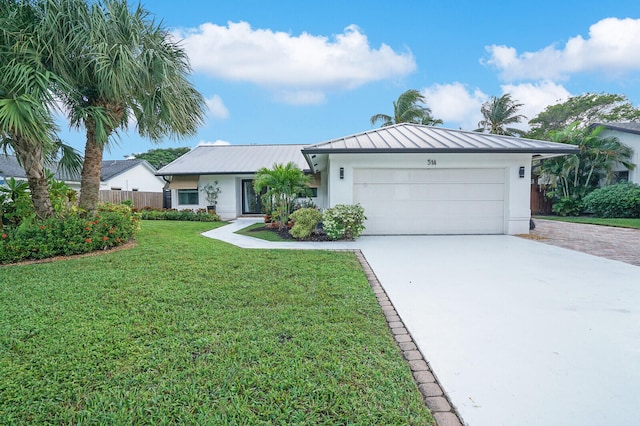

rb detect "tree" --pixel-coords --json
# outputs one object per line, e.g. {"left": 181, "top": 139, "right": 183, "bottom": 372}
{"left": 370, "top": 89, "right": 442, "bottom": 127}
{"left": 476, "top": 93, "right": 526, "bottom": 136}
{"left": 45, "top": 0, "right": 206, "bottom": 213}
{"left": 527, "top": 93, "right": 640, "bottom": 140}
{"left": 537, "top": 124, "right": 634, "bottom": 215}
{"left": 0, "top": 0, "right": 81, "bottom": 219}
{"left": 133, "top": 147, "right": 190, "bottom": 169}
{"left": 253, "top": 162, "right": 311, "bottom": 231}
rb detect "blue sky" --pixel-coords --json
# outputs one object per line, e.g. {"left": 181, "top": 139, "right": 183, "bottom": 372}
{"left": 59, "top": 0, "right": 640, "bottom": 160}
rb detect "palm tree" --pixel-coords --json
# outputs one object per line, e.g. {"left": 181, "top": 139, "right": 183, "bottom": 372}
{"left": 253, "top": 162, "right": 311, "bottom": 231}
{"left": 43, "top": 0, "right": 206, "bottom": 213}
{"left": 370, "top": 89, "right": 442, "bottom": 127}
{"left": 0, "top": 0, "right": 70, "bottom": 219}
{"left": 476, "top": 93, "right": 526, "bottom": 136}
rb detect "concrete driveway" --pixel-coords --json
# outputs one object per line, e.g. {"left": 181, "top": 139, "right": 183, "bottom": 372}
{"left": 204, "top": 220, "right": 640, "bottom": 425}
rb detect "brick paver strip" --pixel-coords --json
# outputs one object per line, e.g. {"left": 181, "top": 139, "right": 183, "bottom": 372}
{"left": 531, "top": 219, "right": 640, "bottom": 266}
{"left": 352, "top": 250, "right": 464, "bottom": 426}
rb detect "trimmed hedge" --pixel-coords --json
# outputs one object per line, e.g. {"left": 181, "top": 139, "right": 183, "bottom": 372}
{"left": 138, "top": 208, "right": 220, "bottom": 222}
{"left": 582, "top": 182, "right": 640, "bottom": 218}
{"left": 0, "top": 203, "right": 139, "bottom": 264}
{"left": 322, "top": 204, "right": 366, "bottom": 240}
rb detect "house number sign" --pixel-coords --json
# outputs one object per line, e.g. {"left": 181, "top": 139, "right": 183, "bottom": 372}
{"left": 427, "top": 159, "right": 437, "bottom": 166}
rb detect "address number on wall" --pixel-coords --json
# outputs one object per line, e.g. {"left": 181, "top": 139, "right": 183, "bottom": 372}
{"left": 427, "top": 159, "right": 437, "bottom": 166}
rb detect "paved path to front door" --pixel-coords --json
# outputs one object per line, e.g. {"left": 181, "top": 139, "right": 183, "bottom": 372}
{"left": 203, "top": 220, "right": 640, "bottom": 425}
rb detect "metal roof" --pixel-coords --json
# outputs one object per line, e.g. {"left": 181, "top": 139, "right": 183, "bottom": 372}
{"left": 156, "top": 144, "right": 311, "bottom": 176}
{"left": 303, "top": 123, "right": 580, "bottom": 155}
{"left": 102, "top": 159, "right": 155, "bottom": 180}
{"left": 594, "top": 122, "right": 640, "bottom": 135}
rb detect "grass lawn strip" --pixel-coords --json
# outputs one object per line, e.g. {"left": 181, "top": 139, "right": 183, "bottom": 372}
{"left": 234, "top": 222, "right": 288, "bottom": 242}
{"left": 0, "top": 221, "right": 433, "bottom": 425}
{"left": 534, "top": 216, "right": 640, "bottom": 229}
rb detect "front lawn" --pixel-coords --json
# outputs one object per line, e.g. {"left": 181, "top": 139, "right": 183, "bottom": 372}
{"left": 535, "top": 216, "right": 640, "bottom": 229}
{"left": 0, "top": 221, "right": 432, "bottom": 425}
{"left": 234, "top": 222, "right": 289, "bottom": 242}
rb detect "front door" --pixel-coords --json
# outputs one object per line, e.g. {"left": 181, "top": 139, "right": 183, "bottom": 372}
{"left": 242, "top": 180, "right": 262, "bottom": 214}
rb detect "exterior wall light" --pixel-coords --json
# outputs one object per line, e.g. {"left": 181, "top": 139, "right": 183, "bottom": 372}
{"left": 340, "top": 167, "right": 344, "bottom": 179}
{"left": 519, "top": 166, "right": 525, "bottom": 178}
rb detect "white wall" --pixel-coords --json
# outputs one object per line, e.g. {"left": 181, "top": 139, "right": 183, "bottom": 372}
{"left": 101, "top": 164, "right": 165, "bottom": 192}
{"left": 325, "top": 153, "right": 533, "bottom": 235}
{"left": 599, "top": 129, "right": 640, "bottom": 185}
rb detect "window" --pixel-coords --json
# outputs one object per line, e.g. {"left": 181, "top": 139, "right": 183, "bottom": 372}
{"left": 110, "top": 187, "right": 122, "bottom": 191}
{"left": 178, "top": 189, "right": 199, "bottom": 205}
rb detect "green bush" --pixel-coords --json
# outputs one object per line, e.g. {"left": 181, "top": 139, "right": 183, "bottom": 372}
{"left": 289, "top": 208, "right": 322, "bottom": 239}
{"left": 139, "top": 208, "right": 220, "bottom": 222}
{"left": 0, "top": 203, "right": 139, "bottom": 264}
{"left": 322, "top": 204, "right": 366, "bottom": 240}
{"left": 582, "top": 182, "right": 640, "bottom": 218}
{"left": 551, "top": 195, "right": 583, "bottom": 216}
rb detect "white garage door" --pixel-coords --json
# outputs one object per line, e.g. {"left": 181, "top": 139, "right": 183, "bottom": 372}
{"left": 353, "top": 168, "right": 505, "bottom": 235}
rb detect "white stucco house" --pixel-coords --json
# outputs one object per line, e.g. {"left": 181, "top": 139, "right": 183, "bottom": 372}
{"left": 100, "top": 159, "right": 165, "bottom": 192}
{"left": 595, "top": 122, "right": 640, "bottom": 185}
{"left": 0, "top": 156, "right": 164, "bottom": 193}
{"left": 157, "top": 124, "right": 577, "bottom": 235}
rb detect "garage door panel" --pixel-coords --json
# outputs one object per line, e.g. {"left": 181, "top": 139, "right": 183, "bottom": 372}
{"left": 353, "top": 168, "right": 504, "bottom": 184}
{"left": 353, "top": 168, "right": 505, "bottom": 235}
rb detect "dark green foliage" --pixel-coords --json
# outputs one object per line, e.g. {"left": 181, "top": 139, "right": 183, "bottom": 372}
{"left": 370, "top": 89, "right": 442, "bottom": 127}
{"left": 289, "top": 207, "right": 322, "bottom": 239}
{"left": 476, "top": 93, "right": 526, "bottom": 136}
{"left": 133, "top": 147, "right": 190, "bottom": 169}
{"left": 583, "top": 182, "right": 640, "bottom": 218}
{"left": 527, "top": 93, "right": 640, "bottom": 140}
{"left": 0, "top": 203, "right": 139, "bottom": 264}
{"left": 138, "top": 208, "right": 220, "bottom": 222}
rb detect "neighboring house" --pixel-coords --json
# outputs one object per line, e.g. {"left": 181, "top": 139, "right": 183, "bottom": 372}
{"left": 0, "top": 155, "right": 164, "bottom": 193}
{"left": 100, "top": 159, "right": 165, "bottom": 192}
{"left": 157, "top": 124, "right": 576, "bottom": 235}
{"left": 594, "top": 122, "right": 640, "bottom": 185}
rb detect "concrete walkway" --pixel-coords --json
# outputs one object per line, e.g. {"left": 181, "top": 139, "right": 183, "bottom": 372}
{"left": 203, "top": 219, "right": 640, "bottom": 426}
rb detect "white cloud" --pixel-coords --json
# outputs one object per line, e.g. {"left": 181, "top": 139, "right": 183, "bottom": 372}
{"left": 500, "top": 81, "right": 572, "bottom": 128}
{"left": 205, "top": 95, "right": 229, "bottom": 119}
{"left": 422, "top": 83, "right": 488, "bottom": 130}
{"left": 177, "top": 22, "right": 416, "bottom": 104}
{"left": 485, "top": 17, "right": 640, "bottom": 80}
{"left": 198, "top": 139, "right": 231, "bottom": 146}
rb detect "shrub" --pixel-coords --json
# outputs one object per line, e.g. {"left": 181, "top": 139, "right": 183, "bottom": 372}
{"left": 138, "top": 208, "right": 220, "bottom": 222}
{"left": 0, "top": 203, "right": 139, "bottom": 264}
{"left": 322, "top": 204, "right": 366, "bottom": 240}
{"left": 583, "top": 182, "right": 640, "bottom": 218}
{"left": 551, "top": 196, "right": 583, "bottom": 216}
{"left": 289, "top": 208, "right": 322, "bottom": 239}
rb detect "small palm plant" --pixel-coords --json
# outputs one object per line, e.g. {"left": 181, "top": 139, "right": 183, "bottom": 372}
{"left": 253, "top": 162, "right": 311, "bottom": 231}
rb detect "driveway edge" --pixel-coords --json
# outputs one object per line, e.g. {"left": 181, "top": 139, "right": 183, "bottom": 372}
{"left": 353, "top": 250, "right": 464, "bottom": 426}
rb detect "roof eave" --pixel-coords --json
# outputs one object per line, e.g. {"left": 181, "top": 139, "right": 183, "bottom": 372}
{"left": 301, "top": 148, "right": 579, "bottom": 155}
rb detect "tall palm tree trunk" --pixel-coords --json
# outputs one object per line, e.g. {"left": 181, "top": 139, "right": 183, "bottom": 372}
{"left": 13, "top": 138, "right": 54, "bottom": 219}
{"left": 78, "top": 119, "right": 105, "bottom": 213}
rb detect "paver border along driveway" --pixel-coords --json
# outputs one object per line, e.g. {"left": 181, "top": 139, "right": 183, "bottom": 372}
{"left": 204, "top": 220, "right": 640, "bottom": 426}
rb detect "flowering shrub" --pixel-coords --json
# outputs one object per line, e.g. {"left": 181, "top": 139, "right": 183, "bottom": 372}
{"left": 289, "top": 208, "right": 322, "bottom": 239}
{"left": 139, "top": 208, "right": 220, "bottom": 222}
{"left": 0, "top": 203, "right": 139, "bottom": 264}
{"left": 322, "top": 204, "right": 366, "bottom": 240}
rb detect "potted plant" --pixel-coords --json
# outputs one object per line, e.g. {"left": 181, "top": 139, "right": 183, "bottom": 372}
{"left": 200, "top": 181, "right": 221, "bottom": 213}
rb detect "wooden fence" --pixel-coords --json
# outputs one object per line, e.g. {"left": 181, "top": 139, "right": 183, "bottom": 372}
{"left": 530, "top": 184, "right": 553, "bottom": 215}
{"left": 99, "top": 190, "right": 164, "bottom": 209}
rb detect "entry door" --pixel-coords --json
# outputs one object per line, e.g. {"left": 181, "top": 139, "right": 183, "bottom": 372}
{"left": 242, "top": 180, "right": 262, "bottom": 214}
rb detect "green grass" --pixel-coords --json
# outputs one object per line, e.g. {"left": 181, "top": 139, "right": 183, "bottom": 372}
{"left": 535, "top": 216, "right": 640, "bottom": 229}
{"left": 0, "top": 221, "right": 433, "bottom": 425}
{"left": 235, "top": 222, "right": 289, "bottom": 242}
